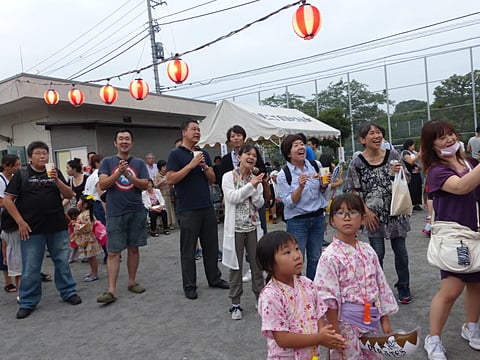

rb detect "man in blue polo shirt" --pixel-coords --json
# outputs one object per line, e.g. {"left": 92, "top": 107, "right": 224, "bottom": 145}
{"left": 166, "top": 120, "right": 228, "bottom": 300}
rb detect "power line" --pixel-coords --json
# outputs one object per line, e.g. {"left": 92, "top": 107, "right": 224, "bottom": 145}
{"left": 27, "top": 0, "right": 140, "bottom": 73}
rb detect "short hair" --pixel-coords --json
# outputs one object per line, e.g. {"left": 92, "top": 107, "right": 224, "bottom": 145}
{"left": 403, "top": 139, "right": 415, "bottom": 150}
{"left": 213, "top": 156, "right": 222, "bottom": 162}
{"left": 145, "top": 153, "right": 155, "bottom": 158}
{"left": 256, "top": 230, "right": 298, "bottom": 283}
{"left": 156, "top": 160, "right": 166, "bottom": 170}
{"left": 87, "top": 151, "right": 96, "bottom": 158}
{"left": 1, "top": 154, "right": 19, "bottom": 168}
{"left": 307, "top": 137, "right": 319, "bottom": 147}
{"left": 329, "top": 194, "right": 365, "bottom": 226}
{"left": 296, "top": 133, "right": 307, "bottom": 144}
{"left": 238, "top": 144, "right": 258, "bottom": 157}
{"left": 180, "top": 120, "right": 198, "bottom": 132}
{"left": 66, "top": 207, "right": 80, "bottom": 219}
{"left": 27, "top": 141, "right": 49, "bottom": 157}
{"left": 114, "top": 129, "right": 133, "bottom": 141}
{"left": 357, "top": 122, "right": 386, "bottom": 140}
{"left": 319, "top": 154, "right": 334, "bottom": 168}
{"left": 280, "top": 134, "right": 303, "bottom": 162}
{"left": 226, "top": 125, "right": 247, "bottom": 143}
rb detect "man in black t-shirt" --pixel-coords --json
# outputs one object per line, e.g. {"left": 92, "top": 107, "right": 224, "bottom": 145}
{"left": 4, "top": 141, "right": 81, "bottom": 319}
{"left": 166, "top": 120, "right": 228, "bottom": 300}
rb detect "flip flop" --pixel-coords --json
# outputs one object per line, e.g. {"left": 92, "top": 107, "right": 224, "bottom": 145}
{"left": 128, "top": 283, "right": 146, "bottom": 294}
{"left": 4, "top": 283, "right": 17, "bottom": 293}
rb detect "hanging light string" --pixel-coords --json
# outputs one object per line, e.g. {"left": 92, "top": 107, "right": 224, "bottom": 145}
{"left": 84, "top": 0, "right": 305, "bottom": 84}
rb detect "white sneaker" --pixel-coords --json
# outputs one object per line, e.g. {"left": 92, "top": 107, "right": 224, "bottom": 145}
{"left": 242, "top": 269, "right": 252, "bottom": 283}
{"left": 230, "top": 306, "right": 243, "bottom": 320}
{"left": 424, "top": 335, "right": 447, "bottom": 360}
{"left": 461, "top": 323, "right": 480, "bottom": 350}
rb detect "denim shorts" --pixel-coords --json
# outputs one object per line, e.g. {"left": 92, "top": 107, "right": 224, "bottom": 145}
{"left": 107, "top": 210, "right": 147, "bottom": 252}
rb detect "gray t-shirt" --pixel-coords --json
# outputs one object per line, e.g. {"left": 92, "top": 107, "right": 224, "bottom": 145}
{"left": 467, "top": 136, "right": 480, "bottom": 159}
{"left": 99, "top": 156, "right": 149, "bottom": 217}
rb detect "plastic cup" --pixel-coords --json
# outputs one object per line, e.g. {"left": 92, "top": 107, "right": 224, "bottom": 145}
{"left": 320, "top": 167, "right": 330, "bottom": 184}
{"left": 45, "top": 163, "right": 55, "bottom": 177}
{"left": 193, "top": 151, "right": 203, "bottom": 158}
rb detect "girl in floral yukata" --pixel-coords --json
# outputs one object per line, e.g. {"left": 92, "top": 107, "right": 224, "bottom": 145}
{"left": 314, "top": 194, "right": 399, "bottom": 359}
{"left": 256, "top": 230, "right": 345, "bottom": 360}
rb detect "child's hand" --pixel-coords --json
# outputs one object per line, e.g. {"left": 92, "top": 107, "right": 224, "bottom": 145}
{"left": 317, "top": 324, "right": 346, "bottom": 350}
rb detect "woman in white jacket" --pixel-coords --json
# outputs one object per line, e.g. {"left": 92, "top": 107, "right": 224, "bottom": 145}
{"left": 222, "top": 144, "right": 265, "bottom": 320}
{"left": 142, "top": 179, "right": 169, "bottom": 236}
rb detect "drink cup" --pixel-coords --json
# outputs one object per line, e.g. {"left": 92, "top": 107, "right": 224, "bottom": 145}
{"left": 320, "top": 167, "right": 330, "bottom": 184}
{"left": 45, "top": 163, "right": 55, "bottom": 177}
{"left": 193, "top": 150, "right": 203, "bottom": 158}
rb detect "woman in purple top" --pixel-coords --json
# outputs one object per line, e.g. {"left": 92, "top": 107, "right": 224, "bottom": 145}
{"left": 421, "top": 120, "right": 480, "bottom": 359}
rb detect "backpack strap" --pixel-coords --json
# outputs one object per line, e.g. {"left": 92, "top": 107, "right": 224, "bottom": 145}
{"left": 283, "top": 160, "right": 319, "bottom": 186}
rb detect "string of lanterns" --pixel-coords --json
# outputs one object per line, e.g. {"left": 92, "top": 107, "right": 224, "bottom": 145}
{"left": 44, "top": 1, "right": 320, "bottom": 107}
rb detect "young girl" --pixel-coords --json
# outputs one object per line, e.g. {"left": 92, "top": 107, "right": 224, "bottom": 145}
{"left": 256, "top": 230, "right": 345, "bottom": 359}
{"left": 314, "top": 194, "right": 399, "bottom": 359}
{"left": 71, "top": 195, "right": 102, "bottom": 282}
{"left": 67, "top": 207, "right": 80, "bottom": 263}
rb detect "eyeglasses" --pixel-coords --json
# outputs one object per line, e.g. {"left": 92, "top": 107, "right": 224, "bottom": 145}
{"left": 333, "top": 210, "right": 361, "bottom": 219}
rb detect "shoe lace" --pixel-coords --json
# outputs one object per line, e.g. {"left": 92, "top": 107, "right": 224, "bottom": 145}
{"left": 429, "top": 340, "right": 446, "bottom": 355}
{"left": 229, "top": 306, "right": 243, "bottom": 313}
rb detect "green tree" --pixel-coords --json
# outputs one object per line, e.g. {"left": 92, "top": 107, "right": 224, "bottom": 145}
{"left": 431, "top": 70, "right": 480, "bottom": 134}
{"left": 261, "top": 92, "right": 306, "bottom": 109}
{"left": 391, "top": 100, "right": 428, "bottom": 143}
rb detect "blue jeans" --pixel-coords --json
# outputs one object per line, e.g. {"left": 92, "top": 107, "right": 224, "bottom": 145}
{"left": 20, "top": 231, "right": 77, "bottom": 309}
{"left": 286, "top": 214, "right": 325, "bottom": 280}
{"left": 369, "top": 236, "right": 410, "bottom": 287}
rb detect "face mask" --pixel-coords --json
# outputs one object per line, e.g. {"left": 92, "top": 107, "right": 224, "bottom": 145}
{"left": 439, "top": 142, "right": 460, "bottom": 157}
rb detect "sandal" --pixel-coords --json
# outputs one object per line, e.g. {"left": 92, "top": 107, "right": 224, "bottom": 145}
{"left": 41, "top": 272, "right": 53, "bottom": 282}
{"left": 96, "top": 291, "right": 117, "bottom": 304}
{"left": 4, "top": 283, "right": 17, "bottom": 293}
{"left": 128, "top": 283, "right": 146, "bottom": 294}
{"left": 83, "top": 275, "right": 99, "bottom": 282}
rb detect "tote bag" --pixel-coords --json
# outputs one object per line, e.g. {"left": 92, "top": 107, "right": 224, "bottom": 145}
{"left": 390, "top": 167, "right": 413, "bottom": 216}
{"left": 427, "top": 221, "right": 480, "bottom": 273}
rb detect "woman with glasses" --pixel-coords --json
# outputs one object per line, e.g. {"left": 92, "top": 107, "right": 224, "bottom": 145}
{"left": 344, "top": 122, "right": 412, "bottom": 305}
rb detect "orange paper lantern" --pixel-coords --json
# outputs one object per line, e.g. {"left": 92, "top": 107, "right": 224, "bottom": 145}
{"left": 129, "top": 78, "right": 149, "bottom": 100}
{"left": 67, "top": 88, "right": 85, "bottom": 107}
{"left": 167, "top": 58, "right": 189, "bottom": 84}
{"left": 99, "top": 84, "right": 118, "bottom": 104}
{"left": 292, "top": 3, "right": 322, "bottom": 40}
{"left": 44, "top": 89, "right": 60, "bottom": 105}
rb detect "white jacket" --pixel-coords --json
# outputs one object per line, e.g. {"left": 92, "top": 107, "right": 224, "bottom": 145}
{"left": 222, "top": 171, "right": 264, "bottom": 270}
{"left": 142, "top": 189, "right": 165, "bottom": 210}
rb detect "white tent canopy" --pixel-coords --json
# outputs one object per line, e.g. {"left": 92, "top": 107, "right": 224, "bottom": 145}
{"left": 198, "top": 100, "right": 341, "bottom": 148}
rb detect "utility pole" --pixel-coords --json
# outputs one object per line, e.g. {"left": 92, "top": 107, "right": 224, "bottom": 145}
{"left": 147, "top": 0, "right": 166, "bottom": 94}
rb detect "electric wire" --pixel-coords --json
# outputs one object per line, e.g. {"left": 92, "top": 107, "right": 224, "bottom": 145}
{"left": 27, "top": 0, "right": 140, "bottom": 73}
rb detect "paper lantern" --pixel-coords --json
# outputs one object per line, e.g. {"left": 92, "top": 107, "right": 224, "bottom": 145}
{"left": 99, "top": 84, "right": 118, "bottom": 104}
{"left": 44, "top": 89, "right": 59, "bottom": 105}
{"left": 167, "top": 58, "right": 189, "bottom": 84}
{"left": 129, "top": 78, "right": 149, "bottom": 100}
{"left": 67, "top": 88, "right": 85, "bottom": 107}
{"left": 292, "top": 3, "right": 322, "bottom": 40}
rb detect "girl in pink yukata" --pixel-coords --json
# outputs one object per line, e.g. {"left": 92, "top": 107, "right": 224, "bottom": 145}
{"left": 256, "top": 230, "right": 345, "bottom": 360}
{"left": 314, "top": 193, "right": 399, "bottom": 359}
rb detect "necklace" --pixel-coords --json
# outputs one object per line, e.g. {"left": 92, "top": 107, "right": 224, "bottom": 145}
{"left": 334, "top": 237, "right": 371, "bottom": 325}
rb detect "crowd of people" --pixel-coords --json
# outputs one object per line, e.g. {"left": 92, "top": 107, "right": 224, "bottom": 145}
{"left": 1, "top": 119, "right": 479, "bottom": 360}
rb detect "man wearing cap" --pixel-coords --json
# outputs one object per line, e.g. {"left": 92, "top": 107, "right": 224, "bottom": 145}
{"left": 467, "top": 127, "right": 480, "bottom": 160}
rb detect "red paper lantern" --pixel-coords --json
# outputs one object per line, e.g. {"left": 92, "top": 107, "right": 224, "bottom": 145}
{"left": 129, "top": 78, "right": 149, "bottom": 100}
{"left": 44, "top": 89, "right": 59, "bottom": 105}
{"left": 67, "top": 88, "right": 85, "bottom": 107}
{"left": 292, "top": 3, "right": 321, "bottom": 40}
{"left": 167, "top": 58, "right": 189, "bottom": 84}
{"left": 99, "top": 84, "right": 118, "bottom": 104}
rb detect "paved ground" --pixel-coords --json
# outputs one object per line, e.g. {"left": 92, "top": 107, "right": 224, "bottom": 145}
{"left": 1, "top": 209, "right": 479, "bottom": 359}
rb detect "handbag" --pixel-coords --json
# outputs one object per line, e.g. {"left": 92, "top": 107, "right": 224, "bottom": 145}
{"left": 390, "top": 167, "right": 412, "bottom": 216}
{"left": 93, "top": 220, "right": 107, "bottom": 246}
{"left": 427, "top": 221, "right": 480, "bottom": 273}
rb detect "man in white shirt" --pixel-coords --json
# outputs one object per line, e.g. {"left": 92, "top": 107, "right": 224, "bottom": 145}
{"left": 145, "top": 153, "right": 158, "bottom": 179}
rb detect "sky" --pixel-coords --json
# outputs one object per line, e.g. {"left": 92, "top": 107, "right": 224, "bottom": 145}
{"left": 2, "top": 0, "right": 480, "bottom": 107}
